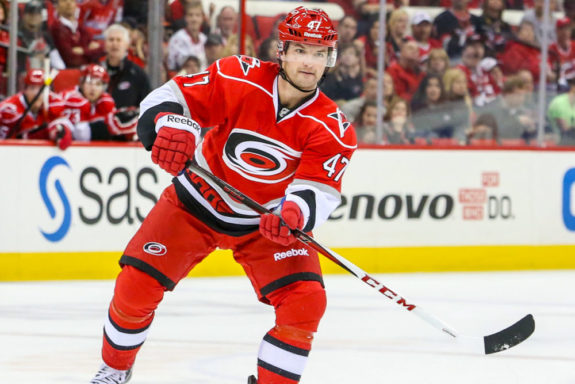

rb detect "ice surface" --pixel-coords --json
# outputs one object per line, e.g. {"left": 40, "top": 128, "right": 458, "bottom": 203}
{"left": 1, "top": 270, "right": 573, "bottom": 383}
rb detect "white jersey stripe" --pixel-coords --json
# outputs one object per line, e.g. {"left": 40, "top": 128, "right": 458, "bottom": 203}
{"left": 104, "top": 315, "right": 149, "bottom": 348}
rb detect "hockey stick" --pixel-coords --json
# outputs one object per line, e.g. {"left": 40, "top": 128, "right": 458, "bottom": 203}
{"left": 187, "top": 161, "right": 535, "bottom": 355}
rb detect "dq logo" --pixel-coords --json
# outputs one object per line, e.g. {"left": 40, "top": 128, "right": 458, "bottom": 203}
{"left": 563, "top": 168, "right": 575, "bottom": 231}
{"left": 39, "top": 156, "right": 72, "bottom": 242}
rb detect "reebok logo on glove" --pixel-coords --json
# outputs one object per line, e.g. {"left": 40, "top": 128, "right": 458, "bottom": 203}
{"left": 166, "top": 115, "right": 201, "bottom": 131}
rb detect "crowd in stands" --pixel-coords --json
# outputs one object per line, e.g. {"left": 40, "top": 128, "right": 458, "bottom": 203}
{"left": 1, "top": 0, "right": 575, "bottom": 148}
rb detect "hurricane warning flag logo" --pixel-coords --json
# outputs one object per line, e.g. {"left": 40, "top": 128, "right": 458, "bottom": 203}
{"left": 223, "top": 128, "right": 302, "bottom": 183}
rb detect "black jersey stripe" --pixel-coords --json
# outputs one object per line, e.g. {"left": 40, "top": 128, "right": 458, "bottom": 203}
{"left": 263, "top": 333, "right": 310, "bottom": 357}
{"left": 259, "top": 272, "right": 324, "bottom": 298}
{"left": 120, "top": 255, "right": 176, "bottom": 291}
{"left": 103, "top": 330, "right": 145, "bottom": 351}
{"left": 257, "top": 359, "right": 301, "bottom": 382}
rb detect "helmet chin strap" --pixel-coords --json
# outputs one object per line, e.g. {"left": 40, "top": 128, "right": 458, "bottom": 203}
{"left": 278, "top": 65, "right": 317, "bottom": 93}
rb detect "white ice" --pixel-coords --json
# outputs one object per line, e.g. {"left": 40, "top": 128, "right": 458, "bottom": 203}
{"left": 1, "top": 270, "right": 574, "bottom": 383}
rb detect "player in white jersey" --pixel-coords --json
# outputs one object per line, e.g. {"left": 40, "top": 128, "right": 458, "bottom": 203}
{"left": 90, "top": 6, "right": 357, "bottom": 384}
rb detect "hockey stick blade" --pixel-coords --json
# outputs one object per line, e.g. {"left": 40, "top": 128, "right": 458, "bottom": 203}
{"left": 186, "top": 161, "right": 536, "bottom": 355}
{"left": 483, "top": 314, "right": 535, "bottom": 354}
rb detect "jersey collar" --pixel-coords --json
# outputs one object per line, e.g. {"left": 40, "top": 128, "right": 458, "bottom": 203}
{"left": 273, "top": 75, "right": 319, "bottom": 123}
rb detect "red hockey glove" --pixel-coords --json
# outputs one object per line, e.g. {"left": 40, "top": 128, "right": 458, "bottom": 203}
{"left": 151, "top": 112, "right": 201, "bottom": 176}
{"left": 260, "top": 201, "right": 304, "bottom": 246}
{"left": 47, "top": 118, "right": 73, "bottom": 150}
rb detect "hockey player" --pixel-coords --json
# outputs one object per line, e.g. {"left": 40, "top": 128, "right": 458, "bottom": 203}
{"left": 90, "top": 6, "right": 357, "bottom": 384}
{"left": 0, "top": 69, "right": 72, "bottom": 150}
{"left": 62, "top": 64, "right": 138, "bottom": 141}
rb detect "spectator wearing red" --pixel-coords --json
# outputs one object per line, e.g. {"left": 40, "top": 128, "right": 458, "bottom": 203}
{"left": 61, "top": 64, "right": 137, "bottom": 141}
{"left": 0, "top": 69, "right": 72, "bottom": 149}
{"left": 81, "top": 0, "right": 124, "bottom": 40}
{"left": 355, "top": 19, "right": 381, "bottom": 79}
{"left": 51, "top": 0, "right": 104, "bottom": 68}
{"left": 432, "top": 0, "right": 481, "bottom": 59}
{"left": 549, "top": 17, "right": 575, "bottom": 91}
{"left": 386, "top": 40, "right": 426, "bottom": 102}
{"left": 475, "top": 0, "right": 514, "bottom": 57}
{"left": 411, "top": 11, "right": 442, "bottom": 67}
{"left": 457, "top": 38, "right": 500, "bottom": 106}
{"left": 498, "top": 21, "right": 552, "bottom": 84}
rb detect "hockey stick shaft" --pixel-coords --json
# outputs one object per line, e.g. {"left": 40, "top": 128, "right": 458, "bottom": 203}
{"left": 187, "top": 161, "right": 460, "bottom": 337}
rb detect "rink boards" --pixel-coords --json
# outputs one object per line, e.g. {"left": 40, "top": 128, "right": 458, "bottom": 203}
{"left": 0, "top": 142, "right": 574, "bottom": 280}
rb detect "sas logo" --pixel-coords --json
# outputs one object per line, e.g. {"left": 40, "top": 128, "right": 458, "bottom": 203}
{"left": 562, "top": 168, "right": 575, "bottom": 231}
{"left": 39, "top": 156, "right": 72, "bottom": 242}
{"left": 274, "top": 248, "right": 309, "bottom": 261}
{"left": 143, "top": 242, "right": 167, "bottom": 256}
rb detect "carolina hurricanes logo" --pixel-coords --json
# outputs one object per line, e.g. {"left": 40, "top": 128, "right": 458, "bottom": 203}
{"left": 328, "top": 108, "right": 351, "bottom": 138}
{"left": 235, "top": 55, "right": 261, "bottom": 76}
{"left": 223, "top": 129, "right": 302, "bottom": 183}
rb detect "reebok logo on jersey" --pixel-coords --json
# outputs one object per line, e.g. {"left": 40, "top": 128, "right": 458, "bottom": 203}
{"left": 143, "top": 242, "right": 167, "bottom": 256}
{"left": 274, "top": 248, "right": 309, "bottom": 261}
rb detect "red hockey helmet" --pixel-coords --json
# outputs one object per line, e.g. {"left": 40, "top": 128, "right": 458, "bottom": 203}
{"left": 81, "top": 64, "right": 110, "bottom": 84}
{"left": 278, "top": 7, "right": 338, "bottom": 66}
{"left": 24, "top": 69, "right": 45, "bottom": 86}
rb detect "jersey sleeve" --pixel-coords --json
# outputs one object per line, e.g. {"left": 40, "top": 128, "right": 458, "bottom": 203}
{"left": 286, "top": 108, "right": 357, "bottom": 232}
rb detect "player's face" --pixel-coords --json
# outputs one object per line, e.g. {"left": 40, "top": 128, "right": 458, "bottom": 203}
{"left": 281, "top": 43, "right": 329, "bottom": 89}
{"left": 81, "top": 79, "right": 105, "bottom": 102}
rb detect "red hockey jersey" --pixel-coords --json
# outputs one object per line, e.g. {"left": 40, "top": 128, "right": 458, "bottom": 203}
{"left": 549, "top": 41, "right": 575, "bottom": 87}
{"left": 0, "top": 92, "right": 66, "bottom": 140}
{"left": 140, "top": 55, "right": 357, "bottom": 235}
{"left": 80, "top": 0, "right": 123, "bottom": 38}
{"left": 457, "top": 64, "right": 500, "bottom": 107}
{"left": 62, "top": 88, "right": 137, "bottom": 140}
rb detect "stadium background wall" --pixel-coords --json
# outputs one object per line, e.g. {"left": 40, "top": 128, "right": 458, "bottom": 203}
{"left": 0, "top": 141, "right": 574, "bottom": 281}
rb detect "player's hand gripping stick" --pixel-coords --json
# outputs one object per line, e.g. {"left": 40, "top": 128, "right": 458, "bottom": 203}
{"left": 260, "top": 201, "right": 304, "bottom": 245}
{"left": 152, "top": 113, "right": 201, "bottom": 176}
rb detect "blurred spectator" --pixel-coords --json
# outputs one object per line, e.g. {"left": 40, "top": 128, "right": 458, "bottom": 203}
{"left": 18, "top": 1, "right": 55, "bottom": 72}
{"left": 176, "top": 55, "right": 201, "bottom": 76}
{"left": 0, "top": 0, "right": 8, "bottom": 97}
{"left": 565, "top": 2, "right": 575, "bottom": 39}
{"left": 204, "top": 33, "right": 224, "bottom": 67}
{"left": 355, "top": 19, "right": 379, "bottom": 78}
{"left": 521, "top": 0, "right": 558, "bottom": 46}
{"left": 257, "top": 37, "right": 279, "bottom": 64}
{"left": 221, "top": 33, "right": 256, "bottom": 58}
{"left": 214, "top": 6, "right": 237, "bottom": 45}
{"left": 51, "top": 0, "right": 104, "bottom": 68}
{"left": 386, "top": 40, "right": 425, "bottom": 102}
{"left": 443, "top": 67, "right": 473, "bottom": 141}
{"left": 353, "top": 100, "right": 379, "bottom": 144}
{"left": 457, "top": 38, "right": 500, "bottom": 106}
{"left": 498, "top": 21, "right": 552, "bottom": 84}
{"left": 338, "top": 15, "right": 358, "bottom": 46}
{"left": 322, "top": 43, "right": 364, "bottom": 104}
{"left": 426, "top": 48, "right": 450, "bottom": 76}
{"left": 0, "top": 69, "right": 72, "bottom": 149}
{"left": 547, "top": 75, "right": 575, "bottom": 145}
{"left": 167, "top": 1, "right": 207, "bottom": 71}
{"left": 432, "top": 0, "right": 481, "bottom": 60}
{"left": 383, "top": 98, "right": 414, "bottom": 144}
{"left": 475, "top": 0, "right": 514, "bottom": 57}
{"left": 411, "top": 11, "right": 442, "bottom": 67}
{"left": 101, "top": 23, "right": 150, "bottom": 109}
{"left": 466, "top": 113, "right": 498, "bottom": 143}
{"left": 411, "top": 74, "right": 460, "bottom": 138}
{"left": 61, "top": 64, "right": 137, "bottom": 141}
{"left": 475, "top": 75, "right": 537, "bottom": 141}
{"left": 549, "top": 17, "right": 575, "bottom": 92}
{"left": 480, "top": 57, "right": 504, "bottom": 90}
{"left": 121, "top": 17, "right": 146, "bottom": 68}
{"left": 387, "top": 9, "right": 410, "bottom": 62}
{"left": 342, "top": 76, "right": 378, "bottom": 122}
{"left": 81, "top": 0, "right": 124, "bottom": 40}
